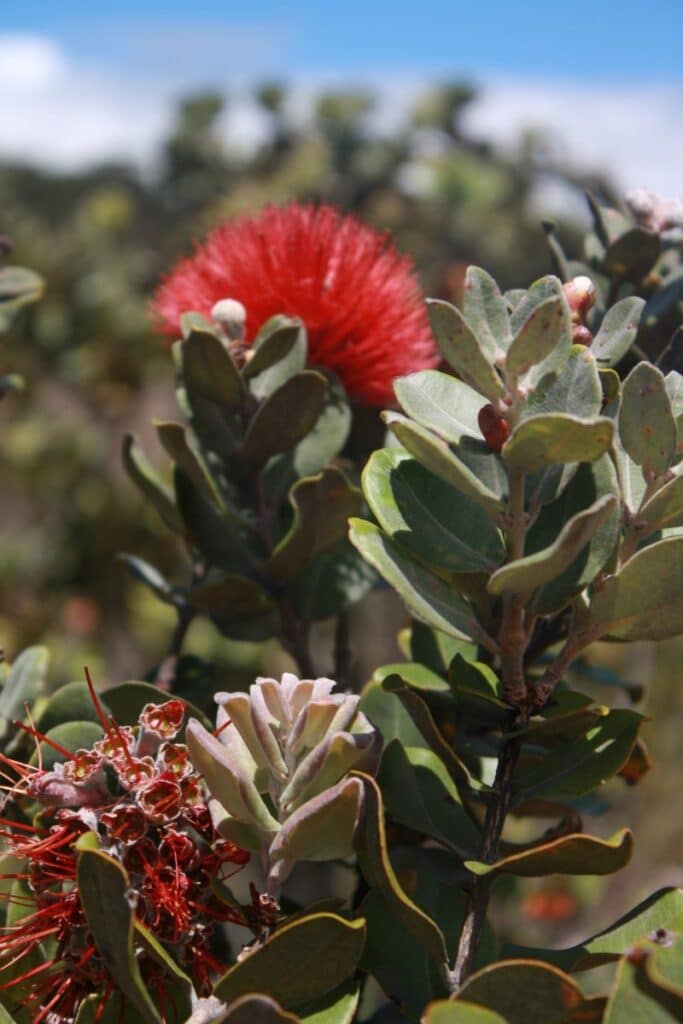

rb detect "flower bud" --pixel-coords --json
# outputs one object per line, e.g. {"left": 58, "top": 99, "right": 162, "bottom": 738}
{"left": 186, "top": 673, "right": 381, "bottom": 895}
{"left": 478, "top": 403, "right": 509, "bottom": 453}
{"left": 211, "top": 298, "right": 246, "bottom": 341}
{"left": 571, "top": 324, "right": 593, "bottom": 347}
{"left": 562, "top": 276, "right": 596, "bottom": 323}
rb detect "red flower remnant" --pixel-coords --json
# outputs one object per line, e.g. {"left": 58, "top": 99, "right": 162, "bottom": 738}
{"left": 153, "top": 202, "right": 437, "bottom": 405}
{"left": 478, "top": 403, "right": 510, "bottom": 453}
{"left": 0, "top": 689, "right": 251, "bottom": 1023}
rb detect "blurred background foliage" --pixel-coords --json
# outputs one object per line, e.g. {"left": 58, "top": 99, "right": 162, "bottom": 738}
{"left": 1, "top": 80, "right": 680, "bottom": 961}
{"left": 0, "top": 80, "right": 610, "bottom": 681}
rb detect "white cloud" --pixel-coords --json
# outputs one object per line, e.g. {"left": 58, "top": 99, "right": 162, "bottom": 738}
{"left": 0, "top": 34, "right": 67, "bottom": 89}
{"left": 0, "top": 32, "right": 681, "bottom": 213}
{"left": 463, "top": 78, "right": 683, "bottom": 202}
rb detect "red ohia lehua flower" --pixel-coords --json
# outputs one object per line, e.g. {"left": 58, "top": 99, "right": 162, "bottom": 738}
{"left": 0, "top": 679, "right": 251, "bottom": 1024}
{"left": 153, "top": 202, "right": 438, "bottom": 406}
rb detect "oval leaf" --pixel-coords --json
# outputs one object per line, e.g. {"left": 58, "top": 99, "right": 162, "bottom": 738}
{"left": 427, "top": 299, "right": 505, "bottom": 401}
{"left": 244, "top": 371, "right": 327, "bottom": 463}
{"left": 349, "top": 518, "right": 483, "bottom": 644}
{"left": 503, "top": 414, "right": 613, "bottom": 472}
{"left": 588, "top": 537, "right": 683, "bottom": 641}
{"left": 213, "top": 913, "right": 366, "bottom": 1009}
{"left": 488, "top": 494, "right": 617, "bottom": 596}
{"left": 363, "top": 448, "right": 505, "bottom": 575}
{"left": 619, "top": 362, "right": 677, "bottom": 477}
{"left": 592, "top": 297, "right": 646, "bottom": 367}
{"left": 465, "top": 828, "right": 633, "bottom": 878}
{"left": 75, "top": 834, "right": 160, "bottom": 1023}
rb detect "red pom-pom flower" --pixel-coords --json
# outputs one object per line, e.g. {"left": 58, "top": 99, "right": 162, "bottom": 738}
{"left": 153, "top": 202, "right": 437, "bottom": 405}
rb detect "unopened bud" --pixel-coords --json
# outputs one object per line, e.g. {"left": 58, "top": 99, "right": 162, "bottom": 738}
{"left": 478, "top": 404, "right": 510, "bottom": 453}
{"left": 562, "top": 276, "right": 596, "bottom": 323}
{"left": 211, "top": 298, "right": 246, "bottom": 341}
{"left": 572, "top": 324, "right": 593, "bottom": 347}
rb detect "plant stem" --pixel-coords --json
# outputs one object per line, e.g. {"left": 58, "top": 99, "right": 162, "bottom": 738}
{"left": 499, "top": 469, "right": 528, "bottom": 705}
{"left": 154, "top": 603, "right": 196, "bottom": 692}
{"left": 448, "top": 729, "right": 521, "bottom": 991}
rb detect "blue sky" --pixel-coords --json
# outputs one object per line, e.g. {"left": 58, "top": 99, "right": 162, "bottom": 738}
{"left": 1, "top": 2, "right": 682, "bottom": 203}
{"left": 4, "top": 0, "right": 683, "bottom": 80}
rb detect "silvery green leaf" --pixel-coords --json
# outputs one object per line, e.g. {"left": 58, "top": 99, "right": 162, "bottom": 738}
{"left": 186, "top": 720, "right": 280, "bottom": 833}
{"left": 427, "top": 299, "right": 505, "bottom": 402}
{"left": 269, "top": 777, "right": 363, "bottom": 866}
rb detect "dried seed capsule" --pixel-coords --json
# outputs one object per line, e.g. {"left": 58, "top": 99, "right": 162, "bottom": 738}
{"left": 478, "top": 403, "right": 510, "bottom": 453}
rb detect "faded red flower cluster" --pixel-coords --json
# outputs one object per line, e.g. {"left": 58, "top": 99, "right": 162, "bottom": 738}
{"left": 0, "top": 692, "right": 250, "bottom": 1023}
{"left": 153, "top": 202, "right": 437, "bottom": 405}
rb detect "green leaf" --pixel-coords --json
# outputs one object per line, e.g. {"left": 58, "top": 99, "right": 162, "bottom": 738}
{"left": 448, "top": 654, "right": 510, "bottom": 724}
{"left": 466, "top": 828, "right": 632, "bottom": 878}
{"left": 214, "top": 913, "right": 366, "bottom": 1009}
{"left": 182, "top": 325, "right": 245, "bottom": 409}
{"left": 292, "top": 539, "right": 376, "bottom": 621}
{"left": 530, "top": 334, "right": 600, "bottom": 399}
{"left": 462, "top": 266, "right": 512, "bottom": 356}
{"left": 155, "top": 421, "right": 223, "bottom": 508}
{"left": 526, "top": 455, "right": 620, "bottom": 614}
{"left": 573, "top": 887, "right": 683, "bottom": 969}
{"left": 175, "top": 469, "right": 254, "bottom": 574}
{"left": 244, "top": 371, "right": 327, "bottom": 463}
{"left": 244, "top": 320, "right": 303, "bottom": 382}
{"left": 36, "top": 681, "right": 109, "bottom": 733}
{"left": 510, "top": 275, "right": 566, "bottom": 334}
{"left": 267, "top": 468, "right": 361, "bottom": 582}
{"left": 349, "top": 519, "right": 483, "bottom": 644}
{"left": 619, "top": 363, "right": 677, "bottom": 477}
{"left": 359, "top": 890, "right": 445, "bottom": 1018}
{"left": 488, "top": 494, "right": 617, "bottom": 596}
{"left": 457, "top": 959, "right": 584, "bottom": 1024}
{"left": 385, "top": 414, "right": 505, "bottom": 517}
{"left": 506, "top": 296, "right": 566, "bottom": 380}
{"left": 102, "top": 680, "right": 209, "bottom": 730}
{"left": 381, "top": 676, "right": 485, "bottom": 793}
{"left": 373, "top": 661, "right": 450, "bottom": 696}
{"left": 588, "top": 537, "right": 683, "bottom": 641}
{"left": 427, "top": 299, "right": 505, "bottom": 401}
{"left": 503, "top": 414, "right": 613, "bottom": 472}
{"left": 0, "top": 645, "right": 49, "bottom": 733}
{"left": 353, "top": 771, "right": 448, "bottom": 963}
{"left": 394, "top": 370, "right": 482, "bottom": 441}
{"left": 378, "top": 740, "right": 481, "bottom": 855}
{"left": 76, "top": 833, "right": 160, "bottom": 1023}
{"left": 359, "top": 679, "right": 425, "bottom": 748}
{"left": 216, "top": 995, "right": 300, "bottom": 1023}
{"left": 604, "top": 943, "right": 683, "bottom": 1023}
{"left": 299, "top": 981, "right": 360, "bottom": 1024}
{"left": 118, "top": 553, "right": 180, "bottom": 606}
{"left": 640, "top": 470, "right": 683, "bottom": 532}
{"left": 246, "top": 317, "right": 307, "bottom": 397}
{"left": 592, "top": 297, "right": 646, "bottom": 367}
{"left": 122, "top": 433, "right": 182, "bottom": 532}
{"left": 0, "top": 1004, "right": 18, "bottom": 1024}
{"left": 604, "top": 226, "right": 660, "bottom": 281}
{"left": 363, "top": 448, "right": 505, "bottom": 576}
{"left": 513, "top": 709, "right": 643, "bottom": 801}
{"left": 33, "top": 721, "right": 104, "bottom": 770}
{"left": 423, "top": 1002, "right": 507, "bottom": 1023}
{"left": 293, "top": 370, "right": 351, "bottom": 477}
{"left": 188, "top": 574, "right": 275, "bottom": 621}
